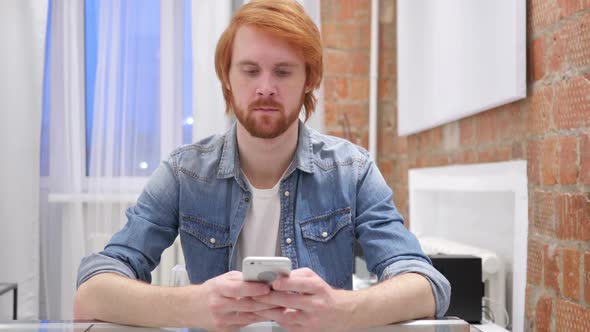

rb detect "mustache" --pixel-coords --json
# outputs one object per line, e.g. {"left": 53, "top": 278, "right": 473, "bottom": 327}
{"left": 248, "top": 99, "right": 284, "bottom": 111}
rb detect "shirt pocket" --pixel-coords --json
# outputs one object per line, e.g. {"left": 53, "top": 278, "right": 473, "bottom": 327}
{"left": 299, "top": 207, "right": 354, "bottom": 289}
{"left": 179, "top": 214, "right": 231, "bottom": 283}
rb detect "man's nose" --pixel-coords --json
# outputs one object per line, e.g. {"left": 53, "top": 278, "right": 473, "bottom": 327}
{"left": 255, "top": 75, "right": 277, "bottom": 97}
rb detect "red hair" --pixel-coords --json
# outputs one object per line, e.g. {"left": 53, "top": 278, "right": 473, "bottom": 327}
{"left": 215, "top": 0, "right": 323, "bottom": 121}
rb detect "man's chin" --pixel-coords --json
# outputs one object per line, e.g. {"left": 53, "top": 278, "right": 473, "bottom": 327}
{"left": 245, "top": 126, "right": 286, "bottom": 139}
{"left": 235, "top": 107, "right": 301, "bottom": 139}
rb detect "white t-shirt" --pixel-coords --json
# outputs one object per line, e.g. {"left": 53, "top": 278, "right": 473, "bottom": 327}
{"left": 234, "top": 174, "right": 282, "bottom": 270}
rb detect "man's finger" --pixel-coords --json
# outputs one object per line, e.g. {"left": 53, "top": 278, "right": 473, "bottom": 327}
{"left": 253, "top": 290, "right": 313, "bottom": 310}
{"left": 219, "top": 280, "right": 271, "bottom": 298}
{"left": 221, "top": 297, "right": 279, "bottom": 313}
{"left": 254, "top": 307, "right": 304, "bottom": 325}
{"left": 272, "top": 275, "right": 324, "bottom": 294}
{"left": 289, "top": 267, "right": 318, "bottom": 278}
{"left": 224, "top": 270, "right": 243, "bottom": 279}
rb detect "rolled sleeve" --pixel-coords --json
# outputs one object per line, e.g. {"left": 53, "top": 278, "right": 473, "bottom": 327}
{"left": 381, "top": 259, "right": 451, "bottom": 318}
{"left": 76, "top": 253, "right": 137, "bottom": 288}
{"left": 76, "top": 158, "right": 180, "bottom": 286}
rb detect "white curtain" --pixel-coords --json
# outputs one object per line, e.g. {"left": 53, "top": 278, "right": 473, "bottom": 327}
{"left": 0, "top": 0, "right": 47, "bottom": 320}
{"left": 40, "top": 0, "right": 191, "bottom": 319}
{"left": 191, "top": 0, "right": 232, "bottom": 141}
{"left": 86, "top": 0, "right": 163, "bottom": 253}
{"left": 37, "top": 0, "right": 323, "bottom": 320}
{"left": 40, "top": 0, "right": 87, "bottom": 319}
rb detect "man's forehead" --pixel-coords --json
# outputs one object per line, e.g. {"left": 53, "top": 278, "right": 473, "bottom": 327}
{"left": 231, "top": 25, "right": 304, "bottom": 64}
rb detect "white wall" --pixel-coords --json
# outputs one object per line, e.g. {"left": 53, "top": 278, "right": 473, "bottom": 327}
{"left": 0, "top": 0, "right": 48, "bottom": 319}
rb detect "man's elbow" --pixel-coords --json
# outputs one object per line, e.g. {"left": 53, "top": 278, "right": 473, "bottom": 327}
{"left": 73, "top": 281, "right": 95, "bottom": 320}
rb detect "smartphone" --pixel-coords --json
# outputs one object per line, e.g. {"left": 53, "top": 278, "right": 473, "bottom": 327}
{"left": 242, "top": 256, "right": 292, "bottom": 283}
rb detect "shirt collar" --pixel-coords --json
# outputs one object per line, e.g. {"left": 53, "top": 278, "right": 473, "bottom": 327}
{"left": 217, "top": 119, "right": 315, "bottom": 180}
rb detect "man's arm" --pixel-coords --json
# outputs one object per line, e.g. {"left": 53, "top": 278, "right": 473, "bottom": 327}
{"left": 74, "top": 271, "right": 277, "bottom": 330}
{"left": 73, "top": 157, "right": 279, "bottom": 330}
{"left": 341, "top": 272, "right": 435, "bottom": 327}
{"left": 252, "top": 268, "right": 435, "bottom": 332}
{"left": 74, "top": 273, "right": 199, "bottom": 327}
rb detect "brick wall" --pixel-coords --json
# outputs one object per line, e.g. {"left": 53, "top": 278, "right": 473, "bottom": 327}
{"left": 321, "top": 0, "right": 590, "bottom": 331}
{"left": 322, "top": 0, "right": 371, "bottom": 148}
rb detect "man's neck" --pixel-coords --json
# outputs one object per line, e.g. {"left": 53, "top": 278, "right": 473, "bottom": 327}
{"left": 236, "top": 120, "right": 299, "bottom": 189}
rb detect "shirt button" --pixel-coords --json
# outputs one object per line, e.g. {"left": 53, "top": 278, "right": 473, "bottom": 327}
{"left": 286, "top": 238, "right": 292, "bottom": 244}
{"left": 209, "top": 238, "right": 216, "bottom": 244}
{"left": 244, "top": 197, "right": 250, "bottom": 202}
{"left": 321, "top": 231, "right": 328, "bottom": 238}
{"left": 284, "top": 191, "right": 290, "bottom": 197}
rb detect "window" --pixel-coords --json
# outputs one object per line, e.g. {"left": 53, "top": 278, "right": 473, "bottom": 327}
{"left": 41, "top": 0, "right": 194, "bottom": 177}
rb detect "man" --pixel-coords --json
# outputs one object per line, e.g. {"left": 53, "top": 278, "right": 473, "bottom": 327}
{"left": 74, "top": 1, "right": 450, "bottom": 331}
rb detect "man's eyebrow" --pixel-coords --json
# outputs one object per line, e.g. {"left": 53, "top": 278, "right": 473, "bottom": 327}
{"left": 274, "top": 62, "right": 300, "bottom": 68}
{"left": 235, "top": 60, "right": 300, "bottom": 68}
{"left": 237, "top": 60, "right": 259, "bottom": 66}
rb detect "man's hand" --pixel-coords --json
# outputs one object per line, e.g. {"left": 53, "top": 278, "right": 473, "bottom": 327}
{"left": 197, "top": 271, "right": 279, "bottom": 331}
{"left": 251, "top": 268, "right": 354, "bottom": 332}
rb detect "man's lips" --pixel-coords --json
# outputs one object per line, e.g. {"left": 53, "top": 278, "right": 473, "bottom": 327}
{"left": 253, "top": 107, "right": 279, "bottom": 112}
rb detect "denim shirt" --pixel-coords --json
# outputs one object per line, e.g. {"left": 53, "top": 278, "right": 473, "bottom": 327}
{"left": 77, "top": 121, "right": 451, "bottom": 317}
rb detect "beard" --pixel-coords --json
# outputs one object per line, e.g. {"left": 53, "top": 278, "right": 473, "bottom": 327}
{"left": 232, "top": 94, "right": 304, "bottom": 139}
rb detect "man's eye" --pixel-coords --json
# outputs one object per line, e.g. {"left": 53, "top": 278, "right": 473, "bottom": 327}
{"left": 243, "top": 69, "right": 259, "bottom": 76}
{"left": 275, "top": 70, "right": 291, "bottom": 77}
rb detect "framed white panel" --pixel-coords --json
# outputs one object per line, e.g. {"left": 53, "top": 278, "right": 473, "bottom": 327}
{"left": 397, "top": 0, "right": 526, "bottom": 136}
{"left": 409, "top": 161, "right": 528, "bottom": 331}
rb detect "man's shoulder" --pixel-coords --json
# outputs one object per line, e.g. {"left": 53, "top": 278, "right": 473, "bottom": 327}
{"left": 166, "top": 132, "right": 228, "bottom": 176}
{"left": 306, "top": 127, "right": 370, "bottom": 168}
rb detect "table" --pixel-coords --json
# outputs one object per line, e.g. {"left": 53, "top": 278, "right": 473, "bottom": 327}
{"left": 0, "top": 283, "right": 17, "bottom": 320}
{"left": 0, "top": 319, "right": 481, "bottom": 331}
